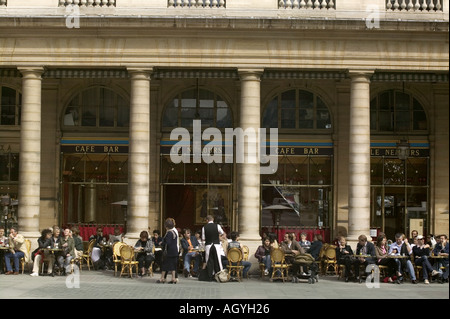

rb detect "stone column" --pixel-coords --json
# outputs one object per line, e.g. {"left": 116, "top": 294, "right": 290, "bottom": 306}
{"left": 237, "top": 69, "right": 264, "bottom": 243}
{"left": 17, "top": 67, "right": 44, "bottom": 240}
{"left": 125, "top": 68, "right": 152, "bottom": 241}
{"left": 237, "top": 69, "right": 265, "bottom": 275}
{"left": 347, "top": 70, "right": 373, "bottom": 246}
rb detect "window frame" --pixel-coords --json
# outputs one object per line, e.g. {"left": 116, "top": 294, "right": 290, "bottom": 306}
{"left": 262, "top": 88, "right": 332, "bottom": 132}
{"left": 370, "top": 90, "right": 428, "bottom": 133}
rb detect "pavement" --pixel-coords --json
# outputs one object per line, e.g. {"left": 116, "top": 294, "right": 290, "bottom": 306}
{"left": 0, "top": 268, "right": 448, "bottom": 301}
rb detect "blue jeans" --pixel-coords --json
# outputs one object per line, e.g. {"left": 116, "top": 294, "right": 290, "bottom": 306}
{"left": 394, "top": 258, "right": 416, "bottom": 281}
{"left": 261, "top": 255, "right": 272, "bottom": 271}
{"left": 242, "top": 261, "right": 251, "bottom": 278}
{"left": 5, "top": 251, "right": 24, "bottom": 272}
{"left": 415, "top": 256, "right": 433, "bottom": 279}
{"left": 434, "top": 258, "right": 449, "bottom": 280}
{"left": 184, "top": 252, "right": 202, "bottom": 272}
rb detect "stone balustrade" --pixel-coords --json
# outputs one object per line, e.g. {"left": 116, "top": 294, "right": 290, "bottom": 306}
{"left": 386, "top": 0, "right": 443, "bottom": 11}
{"left": 168, "top": 0, "right": 226, "bottom": 8}
{"left": 278, "top": 0, "right": 336, "bottom": 10}
{"left": 59, "top": 0, "right": 116, "bottom": 6}
{"left": 0, "top": 0, "right": 448, "bottom": 16}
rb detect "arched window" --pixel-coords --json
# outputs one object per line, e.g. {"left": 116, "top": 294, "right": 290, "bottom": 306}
{"left": 162, "top": 88, "right": 232, "bottom": 130}
{"left": 262, "top": 89, "right": 331, "bottom": 130}
{"left": 0, "top": 85, "right": 21, "bottom": 126}
{"left": 370, "top": 90, "right": 427, "bottom": 132}
{"left": 63, "top": 86, "right": 129, "bottom": 128}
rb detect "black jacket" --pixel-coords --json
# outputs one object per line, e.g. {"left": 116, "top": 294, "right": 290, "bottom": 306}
{"left": 355, "top": 241, "right": 376, "bottom": 263}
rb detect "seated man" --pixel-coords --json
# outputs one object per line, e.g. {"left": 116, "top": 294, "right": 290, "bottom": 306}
{"left": 227, "top": 231, "right": 251, "bottom": 279}
{"left": 280, "top": 232, "right": 304, "bottom": 278}
{"left": 58, "top": 228, "right": 75, "bottom": 276}
{"left": 432, "top": 234, "right": 449, "bottom": 283}
{"left": 4, "top": 227, "right": 28, "bottom": 275}
{"left": 353, "top": 234, "right": 376, "bottom": 283}
{"left": 180, "top": 228, "right": 202, "bottom": 277}
{"left": 389, "top": 233, "right": 417, "bottom": 284}
{"left": 413, "top": 235, "right": 439, "bottom": 284}
{"left": 108, "top": 226, "right": 124, "bottom": 244}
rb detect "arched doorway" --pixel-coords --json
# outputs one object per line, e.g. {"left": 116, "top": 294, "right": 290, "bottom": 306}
{"left": 370, "top": 89, "right": 429, "bottom": 240}
{"left": 160, "top": 87, "right": 234, "bottom": 232}
{"left": 261, "top": 88, "right": 333, "bottom": 242}
{"left": 60, "top": 86, "right": 130, "bottom": 228}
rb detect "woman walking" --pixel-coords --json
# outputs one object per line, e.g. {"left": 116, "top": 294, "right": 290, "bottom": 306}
{"left": 157, "top": 218, "right": 179, "bottom": 284}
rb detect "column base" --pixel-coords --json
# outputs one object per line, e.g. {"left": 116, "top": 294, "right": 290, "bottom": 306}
{"left": 123, "top": 232, "right": 141, "bottom": 246}
{"left": 20, "top": 231, "right": 41, "bottom": 254}
{"left": 238, "top": 239, "right": 262, "bottom": 276}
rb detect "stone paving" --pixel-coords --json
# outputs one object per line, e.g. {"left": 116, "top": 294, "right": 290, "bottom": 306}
{"left": 0, "top": 269, "right": 448, "bottom": 300}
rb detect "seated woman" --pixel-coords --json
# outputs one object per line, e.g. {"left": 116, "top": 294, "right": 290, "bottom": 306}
{"left": 336, "top": 236, "right": 354, "bottom": 282}
{"left": 30, "top": 228, "right": 55, "bottom": 277}
{"left": 134, "top": 230, "right": 155, "bottom": 276}
{"left": 255, "top": 237, "right": 273, "bottom": 276}
{"left": 375, "top": 234, "right": 399, "bottom": 284}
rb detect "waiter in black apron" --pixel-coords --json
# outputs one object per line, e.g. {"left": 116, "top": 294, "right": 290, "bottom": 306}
{"left": 201, "top": 215, "right": 224, "bottom": 271}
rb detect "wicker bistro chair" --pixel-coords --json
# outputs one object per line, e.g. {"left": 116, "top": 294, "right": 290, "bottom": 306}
{"left": 81, "top": 239, "right": 96, "bottom": 271}
{"left": 20, "top": 239, "right": 32, "bottom": 274}
{"left": 241, "top": 245, "right": 249, "bottom": 261}
{"left": 119, "top": 245, "right": 139, "bottom": 278}
{"left": 113, "top": 241, "right": 125, "bottom": 276}
{"left": 270, "top": 248, "right": 290, "bottom": 282}
{"left": 322, "top": 245, "right": 338, "bottom": 276}
{"left": 226, "top": 248, "right": 244, "bottom": 281}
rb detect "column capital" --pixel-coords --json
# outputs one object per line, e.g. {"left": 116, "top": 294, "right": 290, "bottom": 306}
{"left": 17, "top": 66, "right": 45, "bottom": 78}
{"left": 238, "top": 68, "right": 264, "bottom": 81}
{"left": 127, "top": 67, "right": 153, "bottom": 79}
{"left": 348, "top": 69, "right": 374, "bottom": 81}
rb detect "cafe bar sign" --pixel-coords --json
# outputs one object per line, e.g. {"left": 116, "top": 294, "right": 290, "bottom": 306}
{"left": 60, "top": 139, "right": 129, "bottom": 154}
{"left": 370, "top": 141, "right": 429, "bottom": 157}
{"left": 160, "top": 139, "right": 334, "bottom": 156}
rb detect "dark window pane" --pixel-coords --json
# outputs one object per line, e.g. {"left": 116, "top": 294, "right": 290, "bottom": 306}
{"left": 281, "top": 90, "right": 296, "bottom": 108}
{"left": 395, "top": 111, "right": 410, "bottom": 131}
{"left": 99, "top": 88, "right": 115, "bottom": 127}
{"left": 117, "top": 96, "right": 129, "bottom": 127}
{"left": 1, "top": 87, "right": 18, "bottom": 125}
{"left": 395, "top": 92, "right": 410, "bottom": 110}
{"left": 262, "top": 98, "right": 278, "bottom": 129}
{"left": 299, "top": 91, "right": 314, "bottom": 109}
{"left": 379, "top": 111, "right": 393, "bottom": 131}
{"left": 413, "top": 111, "right": 427, "bottom": 130}
{"left": 379, "top": 92, "right": 391, "bottom": 110}
{"left": 281, "top": 109, "right": 296, "bottom": 128}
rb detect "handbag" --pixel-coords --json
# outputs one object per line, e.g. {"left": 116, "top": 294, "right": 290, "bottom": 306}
{"left": 214, "top": 269, "right": 229, "bottom": 283}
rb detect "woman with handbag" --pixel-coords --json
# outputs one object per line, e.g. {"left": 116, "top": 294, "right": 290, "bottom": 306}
{"left": 336, "top": 236, "right": 354, "bottom": 282}
{"left": 157, "top": 218, "right": 179, "bottom": 284}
